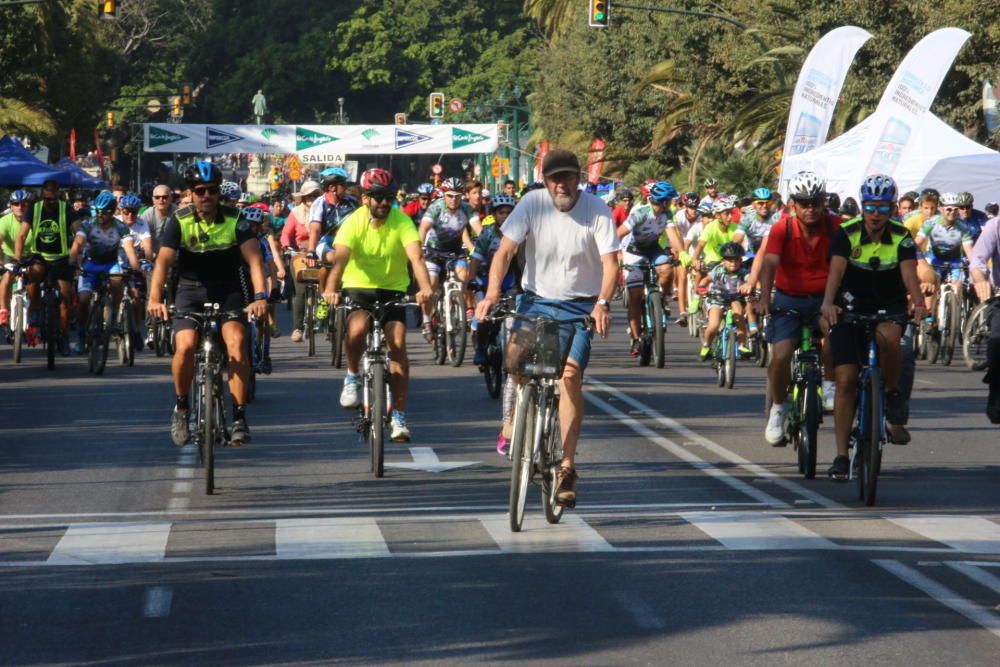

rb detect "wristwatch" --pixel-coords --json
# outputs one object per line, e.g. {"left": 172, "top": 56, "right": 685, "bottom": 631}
{"left": 253, "top": 292, "right": 268, "bottom": 301}
{"left": 596, "top": 298, "right": 610, "bottom": 310}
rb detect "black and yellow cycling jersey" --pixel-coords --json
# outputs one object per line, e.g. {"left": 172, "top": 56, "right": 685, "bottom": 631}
{"left": 159, "top": 204, "right": 254, "bottom": 286}
{"left": 29, "top": 200, "right": 75, "bottom": 261}
{"left": 829, "top": 216, "right": 917, "bottom": 310}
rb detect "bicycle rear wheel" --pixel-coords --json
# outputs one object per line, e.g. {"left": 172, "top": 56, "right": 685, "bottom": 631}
{"left": 201, "top": 372, "right": 216, "bottom": 495}
{"left": 369, "top": 362, "right": 386, "bottom": 478}
{"left": 941, "top": 292, "right": 959, "bottom": 366}
{"left": 801, "top": 367, "right": 821, "bottom": 479}
{"left": 651, "top": 293, "right": 666, "bottom": 368}
{"left": 724, "top": 329, "right": 737, "bottom": 389}
{"left": 11, "top": 295, "right": 24, "bottom": 364}
{"left": 432, "top": 296, "right": 447, "bottom": 365}
{"left": 508, "top": 384, "right": 536, "bottom": 532}
{"left": 447, "top": 290, "right": 467, "bottom": 367}
{"left": 305, "top": 288, "right": 316, "bottom": 357}
{"left": 962, "top": 302, "right": 991, "bottom": 370}
{"left": 484, "top": 337, "right": 503, "bottom": 399}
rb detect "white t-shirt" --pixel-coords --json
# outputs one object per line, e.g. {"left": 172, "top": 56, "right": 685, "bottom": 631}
{"left": 501, "top": 189, "right": 619, "bottom": 299}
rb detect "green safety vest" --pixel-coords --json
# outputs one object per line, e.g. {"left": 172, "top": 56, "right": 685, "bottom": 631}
{"left": 841, "top": 217, "right": 911, "bottom": 272}
{"left": 29, "top": 201, "right": 69, "bottom": 261}
{"left": 176, "top": 205, "right": 241, "bottom": 253}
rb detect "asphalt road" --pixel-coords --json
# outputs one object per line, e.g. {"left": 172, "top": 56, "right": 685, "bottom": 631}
{"left": 1, "top": 305, "right": 998, "bottom": 666}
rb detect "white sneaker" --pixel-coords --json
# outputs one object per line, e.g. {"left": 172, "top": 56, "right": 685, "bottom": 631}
{"left": 765, "top": 402, "right": 789, "bottom": 445}
{"left": 339, "top": 377, "right": 361, "bottom": 409}
{"left": 822, "top": 380, "right": 836, "bottom": 413}
{"left": 390, "top": 410, "right": 411, "bottom": 442}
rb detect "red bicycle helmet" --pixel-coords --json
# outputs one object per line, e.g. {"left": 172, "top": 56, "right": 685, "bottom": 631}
{"left": 360, "top": 168, "right": 394, "bottom": 194}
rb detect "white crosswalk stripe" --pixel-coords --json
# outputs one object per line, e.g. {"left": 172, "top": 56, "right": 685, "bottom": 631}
{"left": 479, "top": 513, "right": 614, "bottom": 554}
{"left": 47, "top": 522, "right": 171, "bottom": 565}
{"left": 888, "top": 515, "right": 1000, "bottom": 554}
{"left": 680, "top": 511, "right": 837, "bottom": 551}
{"left": 275, "top": 517, "right": 390, "bottom": 560}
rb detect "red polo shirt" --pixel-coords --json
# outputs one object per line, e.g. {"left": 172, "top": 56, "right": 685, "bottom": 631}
{"left": 764, "top": 211, "right": 841, "bottom": 296}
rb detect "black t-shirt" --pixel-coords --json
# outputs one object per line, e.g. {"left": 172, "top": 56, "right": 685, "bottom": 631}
{"left": 160, "top": 208, "right": 255, "bottom": 286}
{"left": 829, "top": 221, "right": 916, "bottom": 311}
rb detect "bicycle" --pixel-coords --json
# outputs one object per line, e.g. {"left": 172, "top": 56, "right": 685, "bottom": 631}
{"left": 923, "top": 262, "right": 965, "bottom": 366}
{"left": 115, "top": 269, "right": 144, "bottom": 368}
{"left": 1, "top": 263, "right": 30, "bottom": 363}
{"left": 425, "top": 248, "right": 468, "bottom": 367}
{"left": 151, "top": 266, "right": 175, "bottom": 358}
{"left": 707, "top": 293, "right": 743, "bottom": 389}
{"left": 174, "top": 303, "right": 243, "bottom": 495}
{"left": 500, "top": 308, "right": 592, "bottom": 532}
{"left": 330, "top": 303, "right": 346, "bottom": 368}
{"left": 842, "top": 308, "right": 909, "bottom": 506}
{"left": 81, "top": 270, "right": 115, "bottom": 376}
{"left": 768, "top": 308, "right": 824, "bottom": 479}
{"left": 622, "top": 261, "right": 669, "bottom": 368}
{"left": 963, "top": 294, "right": 998, "bottom": 371}
{"left": 477, "top": 293, "right": 518, "bottom": 399}
{"left": 291, "top": 252, "right": 332, "bottom": 358}
{"left": 348, "top": 295, "right": 413, "bottom": 479}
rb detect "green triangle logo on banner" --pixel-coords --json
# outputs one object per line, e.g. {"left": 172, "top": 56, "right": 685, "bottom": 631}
{"left": 452, "top": 127, "right": 490, "bottom": 149}
{"left": 296, "top": 127, "right": 338, "bottom": 151}
{"left": 148, "top": 125, "right": 187, "bottom": 148}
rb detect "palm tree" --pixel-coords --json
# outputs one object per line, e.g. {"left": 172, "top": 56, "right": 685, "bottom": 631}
{"left": 523, "top": 0, "right": 575, "bottom": 41}
{"left": 0, "top": 99, "right": 56, "bottom": 139}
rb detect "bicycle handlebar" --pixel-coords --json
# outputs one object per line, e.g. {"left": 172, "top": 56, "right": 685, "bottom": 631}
{"left": 489, "top": 307, "right": 594, "bottom": 330}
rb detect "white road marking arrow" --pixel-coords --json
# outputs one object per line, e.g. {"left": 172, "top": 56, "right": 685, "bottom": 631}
{"left": 385, "top": 447, "right": 480, "bottom": 473}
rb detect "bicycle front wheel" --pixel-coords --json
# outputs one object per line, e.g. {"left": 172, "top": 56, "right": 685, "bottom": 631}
{"left": 447, "top": 290, "right": 467, "bottom": 367}
{"left": 11, "top": 295, "right": 24, "bottom": 364}
{"left": 306, "top": 288, "right": 316, "bottom": 357}
{"left": 941, "top": 292, "right": 959, "bottom": 366}
{"left": 369, "top": 362, "right": 386, "bottom": 478}
{"left": 651, "top": 292, "right": 666, "bottom": 368}
{"left": 801, "top": 368, "right": 821, "bottom": 479}
{"left": 541, "top": 411, "right": 564, "bottom": 525}
{"left": 201, "top": 373, "right": 216, "bottom": 495}
{"left": 962, "top": 302, "right": 991, "bottom": 370}
{"left": 724, "top": 329, "right": 737, "bottom": 389}
{"left": 45, "top": 293, "right": 59, "bottom": 371}
{"left": 508, "top": 383, "right": 537, "bottom": 532}
{"left": 858, "top": 368, "right": 884, "bottom": 506}
{"left": 331, "top": 306, "right": 345, "bottom": 368}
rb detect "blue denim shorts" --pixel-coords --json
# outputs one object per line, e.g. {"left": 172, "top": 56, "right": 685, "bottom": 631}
{"left": 766, "top": 290, "right": 823, "bottom": 344}
{"left": 516, "top": 293, "right": 595, "bottom": 372}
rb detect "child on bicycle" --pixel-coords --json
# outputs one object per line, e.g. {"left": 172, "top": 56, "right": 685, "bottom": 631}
{"left": 698, "top": 241, "right": 751, "bottom": 360}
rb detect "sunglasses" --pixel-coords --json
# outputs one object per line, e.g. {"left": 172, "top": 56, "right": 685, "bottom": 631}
{"left": 794, "top": 198, "right": 824, "bottom": 209}
{"left": 153, "top": 195, "right": 170, "bottom": 200}
{"left": 958, "top": 205, "right": 972, "bottom": 210}
{"left": 11, "top": 201, "right": 29, "bottom": 206}
{"left": 192, "top": 185, "right": 220, "bottom": 196}
{"left": 368, "top": 193, "right": 392, "bottom": 202}
{"left": 943, "top": 206, "right": 958, "bottom": 213}
{"left": 753, "top": 200, "right": 771, "bottom": 206}
{"left": 863, "top": 203, "right": 893, "bottom": 215}
{"left": 443, "top": 193, "right": 461, "bottom": 198}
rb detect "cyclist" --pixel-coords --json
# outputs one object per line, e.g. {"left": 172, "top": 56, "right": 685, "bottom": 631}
{"left": 418, "top": 176, "right": 479, "bottom": 338}
{"left": 468, "top": 193, "right": 517, "bottom": 369}
{"left": 699, "top": 241, "right": 751, "bottom": 359}
{"left": 820, "top": 174, "right": 926, "bottom": 480}
{"left": 147, "top": 161, "right": 268, "bottom": 447}
{"left": 69, "top": 192, "right": 140, "bottom": 355}
{"left": 734, "top": 187, "right": 781, "bottom": 337}
{"left": 970, "top": 213, "right": 1000, "bottom": 422}
{"left": 897, "top": 191, "right": 918, "bottom": 219}
{"left": 956, "top": 191, "right": 988, "bottom": 243}
{"left": 672, "top": 192, "right": 702, "bottom": 324}
{"left": 13, "top": 179, "right": 80, "bottom": 354}
{"left": 699, "top": 178, "right": 720, "bottom": 208}
{"left": 475, "top": 148, "right": 620, "bottom": 508}
{"left": 220, "top": 181, "right": 242, "bottom": 205}
{"left": 402, "top": 183, "right": 434, "bottom": 223}
{"left": 119, "top": 193, "right": 155, "bottom": 346}
{"left": 916, "top": 191, "right": 974, "bottom": 321}
{"left": 619, "top": 181, "right": 683, "bottom": 356}
{"left": 0, "top": 190, "right": 33, "bottom": 326}
{"left": 310, "top": 168, "right": 358, "bottom": 324}
{"left": 281, "top": 180, "right": 321, "bottom": 343}
{"left": 757, "top": 170, "right": 840, "bottom": 444}
{"left": 321, "top": 168, "right": 434, "bottom": 442}
{"left": 140, "top": 185, "right": 176, "bottom": 250}
{"left": 611, "top": 187, "right": 634, "bottom": 227}
{"left": 692, "top": 195, "right": 740, "bottom": 275}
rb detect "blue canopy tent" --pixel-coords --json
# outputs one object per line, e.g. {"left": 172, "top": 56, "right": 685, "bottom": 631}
{"left": 54, "top": 157, "right": 106, "bottom": 189}
{"left": 0, "top": 135, "right": 74, "bottom": 186}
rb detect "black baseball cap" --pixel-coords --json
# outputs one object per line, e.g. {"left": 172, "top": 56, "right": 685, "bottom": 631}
{"left": 542, "top": 149, "right": 581, "bottom": 178}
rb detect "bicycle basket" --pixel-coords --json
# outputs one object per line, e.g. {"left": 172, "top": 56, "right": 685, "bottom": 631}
{"left": 505, "top": 317, "right": 578, "bottom": 379}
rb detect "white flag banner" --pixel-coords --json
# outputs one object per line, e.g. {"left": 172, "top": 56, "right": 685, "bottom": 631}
{"left": 780, "top": 26, "right": 873, "bottom": 174}
{"left": 854, "top": 27, "right": 971, "bottom": 182}
{"left": 143, "top": 123, "right": 499, "bottom": 155}
{"left": 983, "top": 80, "right": 999, "bottom": 136}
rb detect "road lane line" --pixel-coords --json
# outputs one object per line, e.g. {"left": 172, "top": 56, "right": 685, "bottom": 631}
{"left": 586, "top": 378, "right": 844, "bottom": 510}
{"left": 175, "top": 468, "right": 194, "bottom": 479}
{"left": 47, "top": 522, "right": 172, "bottom": 565}
{"left": 171, "top": 482, "right": 192, "bottom": 495}
{"left": 888, "top": 516, "right": 1000, "bottom": 554}
{"left": 479, "top": 514, "right": 614, "bottom": 554}
{"left": 584, "top": 390, "right": 790, "bottom": 509}
{"left": 875, "top": 559, "right": 1000, "bottom": 639}
{"left": 274, "top": 517, "right": 390, "bottom": 559}
{"left": 143, "top": 586, "right": 173, "bottom": 618}
{"left": 945, "top": 562, "right": 1000, "bottom": 595}
{"left": 680, "top": 511, "right": 836, "bottom": 551}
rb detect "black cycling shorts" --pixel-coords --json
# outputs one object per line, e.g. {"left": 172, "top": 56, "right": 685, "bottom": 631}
{"left": 343, "top": 288, "right": 407, "bottom": 326}
{"left": 829, "top": 307, "right": 906, "bottom": 367}
{"left": 172, "top": 282, "right": 246, "bottom": 333}
{"left": 27, "top": 255, "right": 74, "bottom": 283}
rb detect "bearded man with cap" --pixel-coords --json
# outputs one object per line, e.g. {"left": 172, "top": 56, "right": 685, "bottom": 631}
{"left": 475, "top": 149, "right": 620, "bottom": 509}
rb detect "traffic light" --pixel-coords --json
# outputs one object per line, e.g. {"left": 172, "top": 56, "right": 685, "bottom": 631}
{"left": 497, "top": 120, "right": 508, "bottom": 143}
{"left": 171, "top": 95, "right": 182, "bottom": 119}
{"left": 589, "top": 0, "right": 610, "bottom": 28}
{"left": 429, "top": 92, "right": 445, "bottom": 119}
{"left": 395, "top": 113, "right": 406, "bottom": 125}
{"left": 106, "top": 111, "right": 115, "bottom": 129}
{"left": 99, "top": 0, "right": 118, "bottom": 20}
{"left": 180, "top": 82, "right": 192, "bottom": 106}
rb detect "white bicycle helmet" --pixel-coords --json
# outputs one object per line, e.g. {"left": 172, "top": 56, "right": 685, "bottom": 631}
{"left": 939, "top": 191, "right": 961, "bottom": 207}
{"left": 787, "top": 171, "right": 825, "bottom": 200}
{"left": 239, "top": 206, "right": 265, "bottom": 224}
{"left": 956, "top": 191, "right": 974, "bottom": 207}
{"left": 711, "top": 195, "right": 737, "bottom": 215}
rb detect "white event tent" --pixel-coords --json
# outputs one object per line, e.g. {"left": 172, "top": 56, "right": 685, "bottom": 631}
{"left": 781, "top": 113, "right": 1000, "bottom": 205}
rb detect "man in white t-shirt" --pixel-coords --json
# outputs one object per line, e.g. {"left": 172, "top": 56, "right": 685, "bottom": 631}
{"left": 476, "top": 149, "right": 619, "bottom": 508}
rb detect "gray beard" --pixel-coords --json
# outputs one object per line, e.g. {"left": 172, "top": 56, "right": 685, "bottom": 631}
{"left": 552, "top": 193, "right": 577, "bottom": 212}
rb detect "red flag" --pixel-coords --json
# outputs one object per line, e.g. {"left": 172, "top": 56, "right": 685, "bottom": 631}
{"left": 93, "top": 129, "right": 105, "bottom": 179}
{"left": 586, "top": 138, "right": 606, "bottom": 185}
{"left": 69, "top": 128, "right": 77, "bottom": 162}
{"left": 534, "top": 140, "right": 549, "bottom": 182}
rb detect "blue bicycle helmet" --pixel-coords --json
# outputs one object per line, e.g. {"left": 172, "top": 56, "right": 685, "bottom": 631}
{"left": 94, "top": 192, "right": 117, "bottom": 213}
{"left": 184, "top": 161, "right": 221, "bottom": 186}
{"left": 8, "top": 189, "right": 31, "bottom": 204}
{"left": 859, "top": 174, "right": 897, "bottom": 203}
{"left": 119, "top": 194, "right": 142, "bottom": 210}
{"left": 752, "top": 187, "right": 772, "bottom": 201}
{"left": 320, "top": 167, "right": 350, "bottom": 186}
{"left": 220, "top": 181, "right": 242, "bottom": 201}
{"left": 648, "top": 181, "right": 677, "bottom": 204}
{"left": 416, "top": 183, "right": 434, "bottom": 196}
{"left": 490, "top": 193, "right": 517, "bottom": 211}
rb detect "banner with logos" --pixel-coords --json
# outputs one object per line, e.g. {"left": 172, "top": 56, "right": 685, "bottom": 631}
{"left": 779, "top": 26, "right": 872, "bottom": 179}
{"left": 144, "top": 123, "right": 499, "bottom": 155}
{"left": 856, "top": 27, "right": 971, "bottom": 179}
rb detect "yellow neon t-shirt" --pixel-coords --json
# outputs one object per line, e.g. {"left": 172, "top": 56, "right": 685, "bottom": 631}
{"left": 334, "top": 205, "right": 419, "bottom": 292}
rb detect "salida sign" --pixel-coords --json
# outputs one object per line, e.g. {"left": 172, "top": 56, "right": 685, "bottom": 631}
{"left": 298, "top": 154, "right": 347, "bottom": 164}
